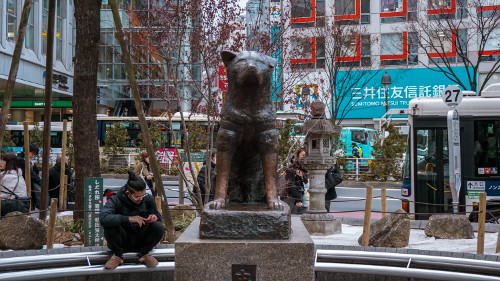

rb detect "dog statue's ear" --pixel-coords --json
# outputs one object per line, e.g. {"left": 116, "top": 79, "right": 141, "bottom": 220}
{"left": 221, "top": 51, "right": 237, "bottom": 67}
{"left": 267, "top": 56, "right": 277, "bottom": 68}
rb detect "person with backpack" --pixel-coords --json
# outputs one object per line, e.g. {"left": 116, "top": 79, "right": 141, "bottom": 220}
{"left": 99, "top": 170, "right": 165, "bottom": 270}
{"left": 285, "top": 147, "right": 308, "bottom": 214}
{"left": 351, "top": 143, "right": 362, "bottom": 158}
{"left": 325, "top": 165, "right": 343, "bottom": 212}
{"left": 17, "top": 143, "right": 42, "bottom": 210}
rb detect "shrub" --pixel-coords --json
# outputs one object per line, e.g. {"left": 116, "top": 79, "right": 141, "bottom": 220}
{"left": 368, "top": 123, "right": 406, "bottom": 181}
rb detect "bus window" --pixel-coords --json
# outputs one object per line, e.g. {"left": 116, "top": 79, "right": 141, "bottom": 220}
{"left": 474, "top": 120, "right": 500, "bottom": 176}
{"left": 368, "top": 131, "right": 378, "bottom": 146}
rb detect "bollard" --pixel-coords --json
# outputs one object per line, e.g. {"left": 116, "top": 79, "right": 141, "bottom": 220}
{"left": 361, "top": 185, "right": 373, "bottom": 247}
{"left": 46, "top": 198, "right": 58, "bottom": 249}
{"left": 477, "top": 192, "right": 486, "bottom": 254}
{"left": 381, "top": 188, "right": 387, "bottom": 218}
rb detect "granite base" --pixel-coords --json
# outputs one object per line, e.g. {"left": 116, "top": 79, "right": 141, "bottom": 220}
{"left": 199, "top": 202, "right": 291, "bottom": 239}
{"left": 175, "top": 217, "right": 314, "bottom": 281}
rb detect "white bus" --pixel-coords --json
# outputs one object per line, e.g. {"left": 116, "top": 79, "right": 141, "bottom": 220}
{"left": 401, "top": 84, "right": 500, "bottom": 220}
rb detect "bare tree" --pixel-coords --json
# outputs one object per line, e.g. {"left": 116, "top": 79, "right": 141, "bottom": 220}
{"left": 40, "top": 0, "right": 56, "bottom": 219}
{"left": 72, "top": 0, "right": 103, "bottom": 220}
{"left": 0, "top": 0, "right": 33, "bottom": 148}
{"left": 405, "top": 0, "right": 500, "bottom": 94}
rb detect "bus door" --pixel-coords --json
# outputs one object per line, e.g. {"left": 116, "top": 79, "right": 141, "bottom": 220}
{"left": 413, "top": 127, "right": 452, "bottom": 219}
{"left": 412, "top": 117, "right": 473, "bottom": 220}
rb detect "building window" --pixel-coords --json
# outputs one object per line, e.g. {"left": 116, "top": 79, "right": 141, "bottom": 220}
{"left": 336, "top": 34, "right": 360, "bottom": 62}
{"left": 427, "top": 30, "right": 456, "bottom": 63}
{"left": 381, "top": 32, "right": 408, "bottom": 65}
{"left": 428, "top": 0, "right": 457, "bottom": 20}
{"left": 381, "top": 0, "right": 417, "bottom": 23}
{"left": 291, "top": 0, "right": 325, "bottom": 28}
{"left": 478, "top": 0, "right": 500, "bottom": 17}
{"left": 361, "top": 34, "right": 371, "bottom": 66}
{"left": 7, "top": 0, "right": 17, "bottom": 41}
{"left": 360, "top": 0, "right": 370, "bottom": 24}
{"left": 481, "top": 27, "right": 500, "bottom": 61}
{"left": 56, "top": 0, "right": 63, "bottom": 61}
{"left": 26, "top": 6, "right": 34, "bottom": 50}
{"left": 42, "top": 0, "right": 48, "bottom": 54}
{"left": 290, "top": 36, "right": 324, "bottom": 69}
{"left": 408, "top": 32, "right": 418, "bottom": 65}
{"left": 335, "top": 0, "right": 360, "bottom": 21}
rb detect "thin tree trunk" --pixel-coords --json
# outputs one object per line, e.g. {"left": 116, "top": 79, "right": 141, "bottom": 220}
{"left": 0, "top": 0, "right": 32, "bottom": 147}
{"left": 109, "top": 0, "right": 176, "bottom": 243}
{"left": 40, "top": 0, "right": 56, "bottom": 220}
{"left": 72, "top": 0, "right": 102, "bottom": 221}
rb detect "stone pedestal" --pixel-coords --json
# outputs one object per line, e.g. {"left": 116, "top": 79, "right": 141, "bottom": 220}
{"left": 301, "top": 213, "right": 342, "bottom": 236}
{"left": 199, "top": 202, "right": 291, "bottom": 239}
{"left": 175, "top": 217, "right": 315, "bottom": 281}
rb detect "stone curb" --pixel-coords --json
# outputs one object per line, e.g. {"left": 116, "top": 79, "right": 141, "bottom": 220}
{"left": 2, "top": 240, "right": 499, "bottom": 263}
{"left": 315, "top": 244, "right": 500, "bottom": 262}
{"left": 338, "top": 217, "right": 499, "bottom": 233}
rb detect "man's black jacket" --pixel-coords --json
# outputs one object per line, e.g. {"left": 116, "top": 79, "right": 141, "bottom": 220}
{"left": 99, "top": 185, "right": 162, "bottom": 229}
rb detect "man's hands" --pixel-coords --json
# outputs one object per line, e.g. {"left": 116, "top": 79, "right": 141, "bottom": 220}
{"left": 129, "top": 214, "right": 158, "bottom": 227}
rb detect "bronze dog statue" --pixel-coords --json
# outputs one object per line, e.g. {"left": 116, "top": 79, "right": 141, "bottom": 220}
{"left": 209, "top": 50, "right": 284, "bottom": 211}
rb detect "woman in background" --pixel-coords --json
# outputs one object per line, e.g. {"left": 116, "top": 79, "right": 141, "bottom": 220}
{"left": 134, "top": 151, "right": 156, "bottom": 197}
{"left": 285, "top": 147, "right": 308, "bottom": 214}
{"left": 0, "top": 153, "right": 29, "bottom": 215}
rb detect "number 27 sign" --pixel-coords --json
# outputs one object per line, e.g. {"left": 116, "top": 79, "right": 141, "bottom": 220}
{"left": 441, "top": 85, "right": 463, "bottom": 106}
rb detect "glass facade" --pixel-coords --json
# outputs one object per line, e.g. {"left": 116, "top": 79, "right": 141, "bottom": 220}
{"left": 7, "top": 0, "right": 17, "bottom": 41}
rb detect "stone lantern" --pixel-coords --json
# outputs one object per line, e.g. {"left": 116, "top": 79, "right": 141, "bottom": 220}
{"left": 300, "top": 101, "right": 342, "bottom": 235}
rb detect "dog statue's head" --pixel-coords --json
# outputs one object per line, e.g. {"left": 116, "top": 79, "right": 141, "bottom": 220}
{"left": 221, "top": 51, "right": 276, "bottom": 87}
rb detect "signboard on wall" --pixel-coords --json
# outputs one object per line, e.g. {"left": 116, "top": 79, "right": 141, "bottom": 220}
{"left": 337, "top": 66, "right": 472, "bottom": 119}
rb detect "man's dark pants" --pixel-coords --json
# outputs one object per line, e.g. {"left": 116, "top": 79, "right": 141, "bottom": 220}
{"left": 103, "top": 221, "right": 165, "bottom": 257}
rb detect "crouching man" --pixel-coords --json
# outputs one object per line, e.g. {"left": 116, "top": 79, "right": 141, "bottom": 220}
{"left": 100, "top": 170, "right": 165, "bottom": 269}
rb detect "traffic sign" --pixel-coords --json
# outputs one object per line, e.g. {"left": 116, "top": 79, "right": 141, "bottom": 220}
{"left": 441, "top": 85, "right": 463, "bottom": 106}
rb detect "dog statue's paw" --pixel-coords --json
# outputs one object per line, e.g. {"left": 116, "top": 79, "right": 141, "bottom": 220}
{"left": 209, "top": 199, "right": 226, "bottom": 210}
{"left": 268, "top": 199, "right": 285, "bottom": 211}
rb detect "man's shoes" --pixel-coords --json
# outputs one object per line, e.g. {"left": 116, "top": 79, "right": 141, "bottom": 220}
{"left": 139, "top": 254, "right": 158, "bottom": 267}
{"left": 105, "top": 255, "right": 123, "bottom": 270}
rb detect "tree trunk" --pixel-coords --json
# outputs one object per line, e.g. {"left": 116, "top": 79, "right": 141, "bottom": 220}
{"left": 39, "top": 0, "right": 56, "bottom": 220}
{"left": 0, "top": 0, "right": 32, "bottom": 147}
{"left": 72, "top": 0, "right": 102, "bottom": 220}
{"left": 109, "top": 0, "right": 176, "bottom": 243}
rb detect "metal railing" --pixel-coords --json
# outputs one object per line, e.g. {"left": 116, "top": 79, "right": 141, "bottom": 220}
{"left": 316, "top": 249, "right": 500, "bottom": 280}
{"left": 341, "top": 157, "right": 372, "bottom": 181}
{"left": 2, "top": 248, "right": 500, "bottom": 280}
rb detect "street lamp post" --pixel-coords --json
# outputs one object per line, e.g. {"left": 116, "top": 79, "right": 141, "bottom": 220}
{"left": 381, "top": 72, "right": 392, "bottom": 113}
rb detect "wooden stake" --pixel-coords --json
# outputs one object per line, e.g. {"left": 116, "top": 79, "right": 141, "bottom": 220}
{"left": 178, "top": 175, "right": 184, "bottom": 205}
{"left": 477, "top": 192, "right": 486, "bottom": 254}
{"left": 155, "top": 196, "right": 162, "bottom": 214}
{"left": 381, "top": 188, "right": 387, "bottom": 218}
{"left": 361, "top": 185, "right": 373, "bottom": 247}
{"left": 59, "top": 120, "right": 68, "bottom": 209}
{"left": 23, "top": 122, "right": 31, "bottom": 213}
{"left": 46, "top": 198, "right": 58, "bottom": 249}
